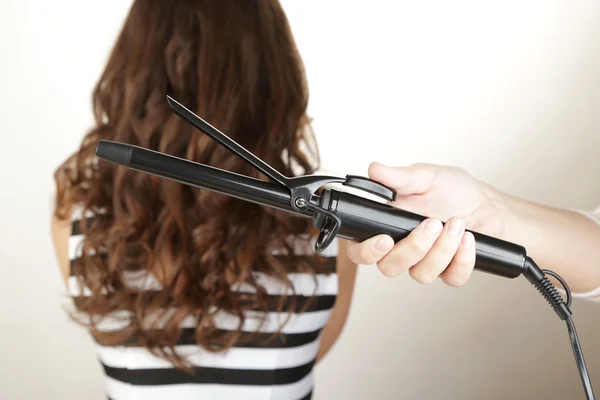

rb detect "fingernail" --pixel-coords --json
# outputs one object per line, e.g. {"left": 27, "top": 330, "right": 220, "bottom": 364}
{"left": 374, "top": 236, "right": 394, "bottom": 254}
{"left": 424, "top": 219, "right": 443, "bottom": 237}
{"left": 447, "top": 218, "right": 464, "bottom": 235}
{"left": 461, "top": 232, "right": 474, "bottom": 248}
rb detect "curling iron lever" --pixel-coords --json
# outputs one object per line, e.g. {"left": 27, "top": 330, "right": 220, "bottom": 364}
{"left": 165, "top": 95, "right": 398, "bottom": 252}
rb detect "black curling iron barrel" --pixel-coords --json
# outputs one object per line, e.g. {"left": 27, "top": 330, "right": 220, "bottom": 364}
{"left": 94, "top": 96, "right": 594, "bottom": 399}
{"left": 96, "top": 141, "right": 298, "bottom": 215}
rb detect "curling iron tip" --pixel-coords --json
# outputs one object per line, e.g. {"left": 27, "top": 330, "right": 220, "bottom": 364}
{"left": 166, "top": 95, "right": 180, "bottom": 110}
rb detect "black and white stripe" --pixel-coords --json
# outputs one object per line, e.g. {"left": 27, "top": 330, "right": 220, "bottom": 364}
{"left": 103, "top": 372, "right": 315, "bottom": 400}
{"left": 68, "top": 212, "right": 338, "bottom": 400}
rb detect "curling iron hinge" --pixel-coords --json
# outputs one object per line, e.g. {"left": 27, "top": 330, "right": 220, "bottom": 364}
{"left": 165, "top": 95, "right": 396, "bottom": 251}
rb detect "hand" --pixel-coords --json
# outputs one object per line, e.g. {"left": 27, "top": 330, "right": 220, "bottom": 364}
{"left": 346, "top": 162, "right": 506, "bottom": 286}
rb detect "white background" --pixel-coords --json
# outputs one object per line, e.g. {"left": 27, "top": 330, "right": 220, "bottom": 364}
{"left": 1, "top": 1, "right": 600, "bottom": 399}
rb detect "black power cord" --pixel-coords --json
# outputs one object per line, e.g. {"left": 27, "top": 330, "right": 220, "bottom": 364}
{"left": 524, "top": 258, "right": 595, "bottom": 399}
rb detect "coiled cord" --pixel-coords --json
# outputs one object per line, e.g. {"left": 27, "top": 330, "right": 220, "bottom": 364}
{"left": 534, "top": 273, "right": 571, "bottom": 308}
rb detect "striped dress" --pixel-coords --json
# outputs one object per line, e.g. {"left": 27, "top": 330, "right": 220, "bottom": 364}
{"left": 67, "top": 209, "right": 339, "bottom": 400}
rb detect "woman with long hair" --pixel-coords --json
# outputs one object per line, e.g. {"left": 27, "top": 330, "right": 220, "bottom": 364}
{"left": 50, "top": 1, "right": 357, "bottom": 399}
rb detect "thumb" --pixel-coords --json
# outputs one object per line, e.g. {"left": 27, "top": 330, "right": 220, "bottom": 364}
{"left": 368, "top": 162, "right": 438, "bottom": 196}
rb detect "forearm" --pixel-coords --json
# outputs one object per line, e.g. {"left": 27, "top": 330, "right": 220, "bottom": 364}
{"left": 315, "top": 275, "right": 355, "bottom": 363}
{"left": 316, "top": 312, "right": 346, "bottom": 363}
{"left": 489, "top": 185, "right": 600, "bottom": 293}
{"left": 316, "top": 241, "right": 357, "bottom": 363}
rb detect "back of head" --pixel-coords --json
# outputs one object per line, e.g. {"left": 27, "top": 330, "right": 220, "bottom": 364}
{"left": 54, "top": 0, "right": 325, "bottom": 368}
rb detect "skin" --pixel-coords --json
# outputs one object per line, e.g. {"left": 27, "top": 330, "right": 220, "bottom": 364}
{"left": 347, "top": 162, "right": 600, "bottom": 294}
{"left": 316, "top": 239, "right": 357, "bottom": 362}
{"left": 51, "top": 213, "right": 357, "bottom": 363}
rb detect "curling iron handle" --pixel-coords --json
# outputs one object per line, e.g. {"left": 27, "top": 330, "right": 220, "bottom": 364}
{"left": 319, "top": 190, "right": 526, "bottom": 278}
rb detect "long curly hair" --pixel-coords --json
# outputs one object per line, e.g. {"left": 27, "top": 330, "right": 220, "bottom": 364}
{"left": 53, "top": 0, "right": 328, "bottom": 369}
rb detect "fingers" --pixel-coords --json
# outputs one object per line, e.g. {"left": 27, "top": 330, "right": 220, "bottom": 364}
{"left": 368, "top": 162, "right": 438, "bottom": 196}
{"left": 440, "top": 232, "right": 476, "bottom": 287}
{"left": 346, "top": 234, "right": 395, "bottom": 265}
{"left": 346, "top": 217, "right": 477, "bottom": 287}
{"left": 408, "top": 218, "right": 467, "bottom": 285}
{"left": 376, "top": 219, "right": 443, "bottom": 277}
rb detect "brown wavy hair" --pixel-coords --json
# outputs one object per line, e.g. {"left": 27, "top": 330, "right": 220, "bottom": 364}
{"left": 53, "top": 0, "right": 327, "bottom": 369}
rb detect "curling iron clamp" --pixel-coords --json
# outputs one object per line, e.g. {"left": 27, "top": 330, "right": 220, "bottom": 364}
{"left": 96, "top": 96, "right": 594, "bottom": 399}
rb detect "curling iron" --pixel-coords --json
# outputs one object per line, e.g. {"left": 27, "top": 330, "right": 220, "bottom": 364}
{"left": 96, "top": 96, "right": 595, "bottom": 399}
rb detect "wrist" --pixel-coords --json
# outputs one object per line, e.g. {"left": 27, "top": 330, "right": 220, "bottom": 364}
{"left": 479, "top": 181, "right": 516, "bottom": 241}
{"left": 481, "top": 183, "right": 545, "bottom": 248}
